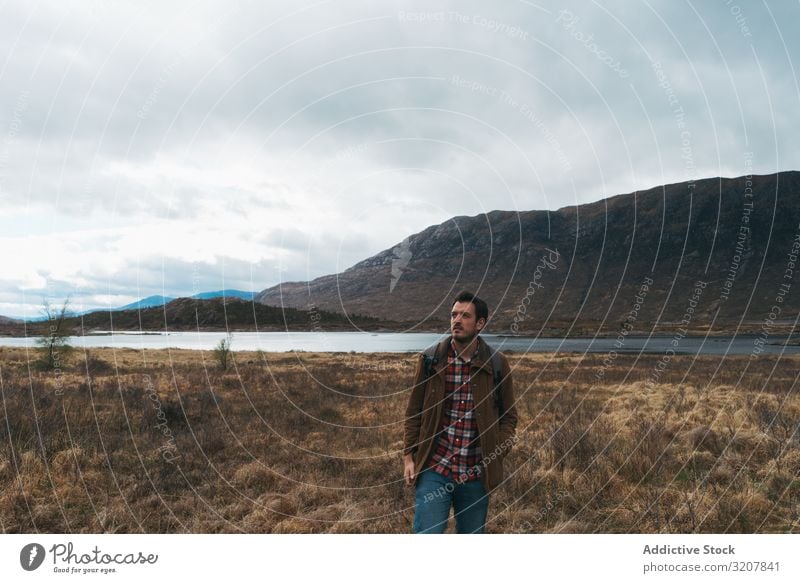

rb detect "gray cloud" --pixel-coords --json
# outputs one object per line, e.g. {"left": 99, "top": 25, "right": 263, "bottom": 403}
{"left": 0, "top": 0, "right": 797, "bottom": 317}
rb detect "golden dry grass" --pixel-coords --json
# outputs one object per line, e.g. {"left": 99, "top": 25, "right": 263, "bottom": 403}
{"left": 0, "top": 346, "right": 798, "bottom": 533}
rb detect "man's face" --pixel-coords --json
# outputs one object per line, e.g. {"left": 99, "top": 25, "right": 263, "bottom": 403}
{"left": 451, "top": 301, "right": 485, "bottom": 341}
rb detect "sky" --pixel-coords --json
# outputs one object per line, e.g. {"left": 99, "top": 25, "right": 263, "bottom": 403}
{"left": 0, "top": 0, "right": 797, "bottom": 318}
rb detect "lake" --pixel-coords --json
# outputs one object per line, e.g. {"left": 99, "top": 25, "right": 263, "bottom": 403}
{"left": 0, "top": 331, "right": 796, "bottom": 356}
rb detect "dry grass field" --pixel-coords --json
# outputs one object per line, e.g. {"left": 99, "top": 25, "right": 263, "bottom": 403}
{"left": 0, "top": 346, "right": 798, "bottom": 533}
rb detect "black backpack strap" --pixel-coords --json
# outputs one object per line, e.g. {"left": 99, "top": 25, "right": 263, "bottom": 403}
{"left": 422, "top": 342, "right": 440, "bottom": 382}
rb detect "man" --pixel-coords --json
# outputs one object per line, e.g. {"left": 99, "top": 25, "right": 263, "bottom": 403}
{"left": 403, "top": 290, "right": 517, "bottom": 533}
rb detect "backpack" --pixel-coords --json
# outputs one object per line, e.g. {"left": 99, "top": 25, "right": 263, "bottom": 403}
{"left": 421, "top": 339, "right": 505, "bottom": 416}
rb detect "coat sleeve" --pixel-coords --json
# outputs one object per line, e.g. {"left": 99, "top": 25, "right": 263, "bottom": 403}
{"left": 403, "top": 353, "right": 426, "bottom": 456}
{"left": 498, "top": 354, "right": 518, "bottom": 455}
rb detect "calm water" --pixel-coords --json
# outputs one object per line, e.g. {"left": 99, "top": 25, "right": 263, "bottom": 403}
{"left": 0, "top": 331, "right": 796, "bottom": 356}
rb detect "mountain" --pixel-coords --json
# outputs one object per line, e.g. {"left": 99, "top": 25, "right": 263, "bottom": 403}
{"left": 4, "top": 296, "right": 176, "bottom": 322}
{"left": 105, "top": 290, "right": 256, "bottom": 313}
{"left": 191, "top": 290, "right": 256, "bottom": 301}
{"left": 0, "top": 296, "right": 387, "bottom": 337}
{"left": 17, "top": 290, "right": 259, "bottom": 321}
{"left": 255, "top": 171, "right": 800, "bottom": 335}
{"left": 115, "top": 295, "right": 176, "bottom": 311}
{"left": 0, "top": 316, "right": 22, "bottom": 335}
{"left": 73, "top": 297, "right": 384, "bottom": 332}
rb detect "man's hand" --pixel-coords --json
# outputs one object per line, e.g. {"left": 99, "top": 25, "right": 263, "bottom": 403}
{"left": 403, "top": 453, "right": 416, "bottom": 486}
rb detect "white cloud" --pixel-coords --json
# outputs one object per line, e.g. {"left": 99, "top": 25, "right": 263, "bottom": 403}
{"left": 0, "top": 0, "right": 797, "bottom": 317}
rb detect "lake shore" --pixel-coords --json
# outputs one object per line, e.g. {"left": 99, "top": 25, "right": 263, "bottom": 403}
{"left": 2, "top": 319, "right": 797, "bottom": 338}
{"left": 1, "top": 330, "right": 798, "bottom": 356}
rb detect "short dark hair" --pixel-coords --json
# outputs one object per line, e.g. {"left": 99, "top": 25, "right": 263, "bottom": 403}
{"left": 452, "top": 290, "right": 489, "bottom": 323}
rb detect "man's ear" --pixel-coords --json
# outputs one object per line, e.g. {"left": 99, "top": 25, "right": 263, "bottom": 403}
{"left": 476, "top": 317, "right": 486, "bottom": 331}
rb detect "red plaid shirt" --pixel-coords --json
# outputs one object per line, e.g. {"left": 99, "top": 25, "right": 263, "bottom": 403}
{"left": 427, "top": 338, "right": 483, "bottom": 482}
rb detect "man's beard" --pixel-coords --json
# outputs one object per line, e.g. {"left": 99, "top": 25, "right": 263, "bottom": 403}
{"left": 452, "top": 327, "right": 476, "bottom": 341}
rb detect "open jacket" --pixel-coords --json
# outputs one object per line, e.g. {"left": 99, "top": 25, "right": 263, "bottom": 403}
{"left": 403, "top": 334, "right": 517, "bottom": 493}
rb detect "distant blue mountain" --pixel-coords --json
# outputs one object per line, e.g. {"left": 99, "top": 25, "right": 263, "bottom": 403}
{"left": 191, "top": 290, "right": 256, "bottom": 301}
{"left": 109, "top": 290, "right": 256, "bottom": 312}
{"left": 115, "top": 295, "right": 176, "bottom": 311}
{"left": 12, "top": 290, "right": 257, "bottom": 321}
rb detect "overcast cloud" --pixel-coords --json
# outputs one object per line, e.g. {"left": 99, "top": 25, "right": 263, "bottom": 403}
{"left": 0, "top": 0, "right": 797, "bottom": 318}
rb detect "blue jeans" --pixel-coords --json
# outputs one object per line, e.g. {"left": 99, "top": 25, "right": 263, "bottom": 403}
{"left": 413, "top": 468, "right": 490, "bottom": 533}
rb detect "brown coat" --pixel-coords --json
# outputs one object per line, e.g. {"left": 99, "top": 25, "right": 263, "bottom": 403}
{"left": 403, "top": 334, "right": 517, "bottom": 493}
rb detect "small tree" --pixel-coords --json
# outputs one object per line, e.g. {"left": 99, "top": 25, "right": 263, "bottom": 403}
{"left": 213, "top": 333, "right": 233, "bottom": 371}
{"left": 35, "top": 297, "right": 73, "bottom": 371}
